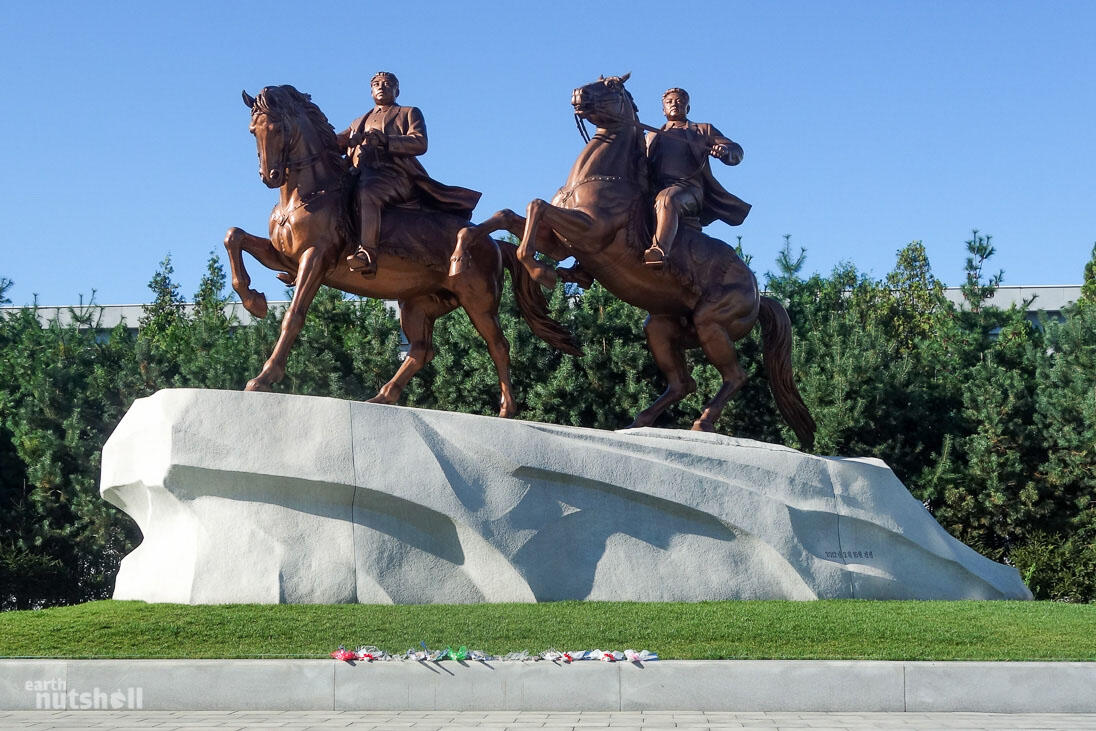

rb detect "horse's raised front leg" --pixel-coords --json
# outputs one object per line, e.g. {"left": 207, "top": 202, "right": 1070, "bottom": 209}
{"left": 519, "top": 199, "right": 594, "bottom": 289}
{"left": 450, "top": 209, "right": 526, "bottom": 276}
{"left": 223, "top": 227, "right": 295, "bottom": 318}
{"left": 628, "top": 314, "right": 697, "bottom": 428}
{"left": 557, "top": 263, "right": 595, "bottom": 289}
{"left": 245, "top": 245, "right": 332, "bottom": 392}
{"left": 501, "top": 207, "right": 592, "bottom": 287}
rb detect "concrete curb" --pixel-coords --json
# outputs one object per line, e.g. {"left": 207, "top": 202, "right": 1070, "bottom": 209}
{"left": 2, "top": 660, "right": 1094, "bottom": 712}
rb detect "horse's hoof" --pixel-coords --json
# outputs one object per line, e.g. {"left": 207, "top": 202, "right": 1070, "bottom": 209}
{"left": 561, "top": 268, "right": 594, "bottom": 289}
{"left": 531, "top": 265, "right": 558, "bottom": 290}
{"left": 275, "top": 271, "right": 296, "bottom": 286}
{"left": 498, "top": 405, "right": 518, "bottom": 419}
{"left": 244, "top": 378, "right": 271, "bottom": 392}
{"left": 691, "top": 419, "right": 715, "bottom": 433}
{"left": 243, "top": 290, "right": 268, "bottom": 319}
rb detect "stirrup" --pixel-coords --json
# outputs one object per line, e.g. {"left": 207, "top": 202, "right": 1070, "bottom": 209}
{"left": 643, "top": 245, "right": 666, "bottom": 268}
{"left": 347, "top": 247, "right": 377, "bottom": 277}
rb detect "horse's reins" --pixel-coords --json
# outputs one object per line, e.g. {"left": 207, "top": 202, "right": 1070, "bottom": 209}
{"left": 273, "top": 183, "right": 345, "bottom": 227}
{"left": 265, "top": 112, "right": 346, "bottom": 227}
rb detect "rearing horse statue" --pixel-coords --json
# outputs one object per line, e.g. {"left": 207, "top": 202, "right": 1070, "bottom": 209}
{"left": 454, "top": 74, "right": 816, "bottom": 448}
{"left": 225, "top": 85, "right": 580, "bottom": 416}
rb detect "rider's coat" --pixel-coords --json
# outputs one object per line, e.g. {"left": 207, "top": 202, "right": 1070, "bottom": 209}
{"left": 339, "top": 104, "right": 481, "bottom": 218}
{"left": 646, "top": 121, "right": 751, "bottom": 227}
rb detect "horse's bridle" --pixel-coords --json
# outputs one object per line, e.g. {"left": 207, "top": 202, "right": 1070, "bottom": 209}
{"left": 573, "top": 82, "right": 634, "bottom": 144}
{"left": 256, "top": 109, "right": 325, "bottom": 179}
{"left": 254, "top": 107, "right": 345, "bottom": 227}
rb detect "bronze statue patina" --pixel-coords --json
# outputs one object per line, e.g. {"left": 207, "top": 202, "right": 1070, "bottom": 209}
{"left": 225, "top": 85, "right": 580, "bottom": 414}
{"left": 339, "top": 72, "right": 480, "bottom": 278}
{"left": 644, "top": 87, "right": 750, "bottom": 268}
{"left": 453, "top": 74, "right": 815, "bottom": 447}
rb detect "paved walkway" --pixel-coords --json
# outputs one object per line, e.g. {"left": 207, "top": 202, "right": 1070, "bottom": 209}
{"left": 2, "top": 711, "right": 1096, "bottom": 730}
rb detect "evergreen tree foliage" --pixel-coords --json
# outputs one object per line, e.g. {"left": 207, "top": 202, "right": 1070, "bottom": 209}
{"left": 525, "top": 283, "right": 656, "bottom": 429}
{"left": 1082, "top": 242, "right": 1096, "bottom": 304}
{"left": 136, "top": 254, "right": 188, "bottom": 378}
{"left": 0, "top": 293, "right": 142, "bottom": 608}
{"left": 959, "top": 229, "right": 1004, "bottom": 313}
{"left": 179, "top": 252, "right": 251, "bottom": 390}
{"left": 1012, "top": 290, "right": 1096, "bottom": 598}
{"left": 2, "top": 231, "right": 1095, "bottom": 606}
{"left": 922, "top": 312, "right": 1046, "bottom": 556}
{"left": 280, "top": 286, "right": 401, "bottom": 400}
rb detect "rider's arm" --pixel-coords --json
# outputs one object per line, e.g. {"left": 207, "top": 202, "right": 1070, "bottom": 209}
{"left": 385, "top": 106, "right": 428, "bottom": 157}
{"left": 705, "top": 124, "right": 743, "bottom": 166}
{"left": 335, "top": 117, "right": 362, "bottom": 150}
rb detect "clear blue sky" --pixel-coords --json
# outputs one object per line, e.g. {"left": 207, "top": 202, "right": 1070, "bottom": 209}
{"left": 2, "top": 1, "right": 1093, "bottom": 306}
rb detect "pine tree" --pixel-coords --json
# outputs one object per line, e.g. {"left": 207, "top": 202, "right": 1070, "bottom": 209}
{"left": 177, "top": 252, "right": 251, "bottom": 390}
{"left": 136, "top": 254, "right": 188, "bottom": 388}
{"left": 959, "top": 229, "right": 1004, "bottom": 313}
{"left": 0, "top": 288, "right": 142, "bottom": 608}
{"left": 524, "top": 283, "right": 656, "bottom": 429}
{"left": 1082, "top": 242, "right": 1096, "bottom": 304}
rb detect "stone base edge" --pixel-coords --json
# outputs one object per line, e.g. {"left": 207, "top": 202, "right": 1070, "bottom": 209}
{"left": 2, "top": 660, "right": 1094, "bottom": 712}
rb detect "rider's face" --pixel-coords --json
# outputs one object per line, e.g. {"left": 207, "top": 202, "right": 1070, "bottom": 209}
{"left": 662, "top": 93, "right": 688, "bottom": 122}
{"left": 371, "top": 77, "right": 398, "bottom": 106}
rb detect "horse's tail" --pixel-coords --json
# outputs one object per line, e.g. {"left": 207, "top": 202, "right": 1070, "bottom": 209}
{"left": 758, "top": 296, "right": 816, "bottom": 451}
{"left": 499, "top": 240, "right": 583, "bottom": 357}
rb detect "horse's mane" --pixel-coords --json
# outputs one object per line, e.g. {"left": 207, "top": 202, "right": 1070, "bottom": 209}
{"left": 611, "top": 81, "right": 651, "bottom": 207}
{"left": 252, "top": 85, "right": 353, "bottom": 243}
{"left": 253, "top": 85, "right": 347, "bottom": 171}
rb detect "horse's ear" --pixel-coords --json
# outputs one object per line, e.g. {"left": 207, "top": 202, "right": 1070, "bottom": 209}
{"left": 242, "top": 90, "right": 256, "bottom": 109}
{"left": 619, "top": 72, "right": 631, "bottom": 83}
{"left": 597, "top": 74, "right": 604, "bottom": 81}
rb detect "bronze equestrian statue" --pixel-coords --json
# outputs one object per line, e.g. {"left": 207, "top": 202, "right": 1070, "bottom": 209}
{"left": 225, "top": 84, "right": 580, "bottom": 416}
{"left": 453, "top": 74, "right": 816, "bottom": 448}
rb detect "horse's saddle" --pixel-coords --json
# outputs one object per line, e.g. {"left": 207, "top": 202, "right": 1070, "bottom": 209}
{"left": 372, "top": 206, "right": 471, "bottom": 272}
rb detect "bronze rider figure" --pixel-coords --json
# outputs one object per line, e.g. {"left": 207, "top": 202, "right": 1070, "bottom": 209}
{"left": 338, "top": 71, "right": 480, "bottom": 277}
{"left": 644, "top": 87, "right": 750, "bottom": 267}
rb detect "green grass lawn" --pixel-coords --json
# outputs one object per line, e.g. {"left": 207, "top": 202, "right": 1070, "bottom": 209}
{"left": 2, "top": 600, "right": 1094, "bottom": 661}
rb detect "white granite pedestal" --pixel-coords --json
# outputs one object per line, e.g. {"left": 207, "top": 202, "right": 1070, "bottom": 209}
{"left": 100, "top": 389, "right": 1031, "bottom": 603}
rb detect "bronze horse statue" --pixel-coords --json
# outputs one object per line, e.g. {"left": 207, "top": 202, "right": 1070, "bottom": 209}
{"left": 454, "top": 74, "right": 816, "bottom": 448}
{"left": 225, "top": 85, "right": 580, "bottom": 415}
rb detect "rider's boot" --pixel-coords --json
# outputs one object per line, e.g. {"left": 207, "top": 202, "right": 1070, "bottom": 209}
{"left": 647, "top": 197, "right": 680, "bottom": 269}
{"left": 347, "top": 245, "right": 377, "bottom": 278}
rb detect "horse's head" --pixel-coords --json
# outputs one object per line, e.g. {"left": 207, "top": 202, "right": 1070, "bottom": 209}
{"left": 572, "top": 73, "right": 637, "bottom": 129}
{"left": 242, "top": 85, "right": 338, "bottom": 189}
{"left": 243, "top": 87, "right": 297, "bottom": 188}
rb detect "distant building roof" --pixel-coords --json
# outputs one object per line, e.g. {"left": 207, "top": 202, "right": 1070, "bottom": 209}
{"left": 941, "top": 285, "right": 1080, "bottom": 313}
{"left": 1, "top": 285, "right": 1083, "bottom": 329}
{"left": 0, "top": 301, "right": 285, "bottom": 330}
